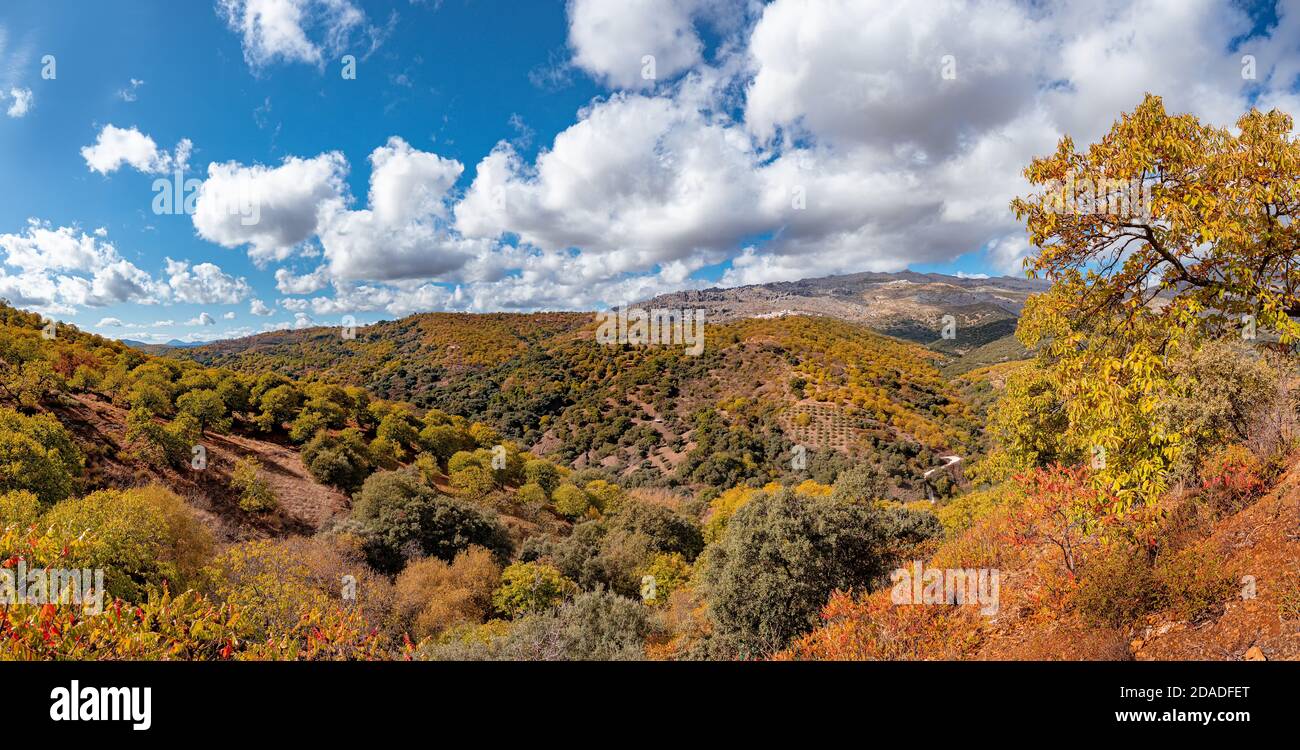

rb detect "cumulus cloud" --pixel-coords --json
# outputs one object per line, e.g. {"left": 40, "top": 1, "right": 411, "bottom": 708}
{"left": 0, "top": 220, "right": 120, "bottom": 273}
{"left": 164, "top": 258, "right": 253, "bottom": 304}
{"left": 0, "top": 221, "right": 253, "bottom": 319}
{"left": 193, "top": 152, "right": 348, "bottom": 265}
{"left": 80, "top": 124, "right": 175, "bottom": 175}
{"left": 744, "top": 0, "right": 1044, "bottom": 157}
{"left": 96, "top": 317, "right": 123, "bottom": 327}
{"left": 568, "top": 0, "right": 704, "bottom": 89}
{"left": 138, "top": 0, "right": 1300, "bottom": 317}
{"left": 274, "top": 265, "right": 329, "bottom": 294}
{"left": 456, "top": 94, "right": 769, "bottom": 277}
{"left": 55, "top": 260, "right": 164, "bottom": 308}
{"left": 249, "top": 298, "right": 273, "bottom": 316}
{"left": 0, "top": 268, "right": 65, "bottom": 315}
{"left": 714, "top": 0, "right": 1287, "bottom": 285}
{"left": 318, "top": 137, "right": 480, "bottom": 281}
{"left": 188, "top": 312, "right": 216, "bottom": 326}
{"left": 0, "top": 220, "right": 165, "bottom": 311}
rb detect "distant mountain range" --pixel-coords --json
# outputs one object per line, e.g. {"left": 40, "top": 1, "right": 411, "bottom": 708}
{"left": 121, "top": 338, "right": 208, "bottom": 351}
{"left": 640, "top": 270, "right": 1048, "bottom": 353}
{"left": 148, "top": 270, "right": 1048, "bottom": 358}
{"left": 147, "top": 269, "right": 1050, "bottom": 363}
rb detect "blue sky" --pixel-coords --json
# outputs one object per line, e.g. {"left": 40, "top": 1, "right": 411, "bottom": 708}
{"left": 0, "top": 0, "right": 1297, "bottom": 343}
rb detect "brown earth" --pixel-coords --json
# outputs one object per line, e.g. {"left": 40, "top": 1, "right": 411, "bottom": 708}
{"left": 1132, "top": 465, "right": 1300, "bottom": 661}
{"left": 55, "top": 393, "right": 350, "bottom": 542}
{"left": 982, "top": 462, "right": 1300, "bottom": 661}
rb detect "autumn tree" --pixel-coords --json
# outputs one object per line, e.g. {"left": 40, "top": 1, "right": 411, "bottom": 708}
{"left": 1005, "top": 94, "right": 1300, "bottom": 509}
{"left": 492, "top": 561, "right": 579, "bottom": 618}
{"left": 176, "top": 388, "right": 231, "bottom": 435}
{"left": 0, "top": 407, "right": 82, "bottom": 505}
{"left": 231, "top": 456, "right": 278, "bottom": 513}
{"left": 349, "top": 468, "right": 511, "bottom": 573}
{"left": 394, "top": 545, "right": 501, "bottom": 640}
{"left": 302, "top": 428, "right": 373, "bottom": 492}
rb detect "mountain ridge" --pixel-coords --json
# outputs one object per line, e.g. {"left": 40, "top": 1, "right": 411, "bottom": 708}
{"left": 148, "top": 269, "right": 1047, "bottom": 359}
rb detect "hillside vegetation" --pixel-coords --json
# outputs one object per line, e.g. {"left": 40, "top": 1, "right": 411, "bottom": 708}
{"left": 169, "top": 313, "right": 981, "bottom": 498}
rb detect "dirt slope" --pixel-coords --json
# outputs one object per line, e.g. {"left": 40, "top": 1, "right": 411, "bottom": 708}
{"left": 1132, "top": 466, "right": 1300, "bottom": 660}
{"left": 56, "top": 393, "right": 349, "bottom": 542}
{"left": 985, "top": 462, "right": 1300, "bottom": 661}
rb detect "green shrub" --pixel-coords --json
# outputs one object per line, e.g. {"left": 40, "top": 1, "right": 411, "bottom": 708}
{"left": 351, "top": 468, "right": 511, "bottom": 573}
{"left": 701, "top": 489, "right": 895, "bottom": 657}
{"left": 302, "top": 429, "right": 373, "bottom": 492}
{"left": 231, "top": 457, "right": 278, "bottom": 513}
{"left": 0, "top": 407, "right": 82, "bottom": 506}
{"left": 422, "top": 590, "right": 650, "bottom": 661}
{"left": 553, "top": 483, "right": 592, "bottom": 519}
{"left": 492, "top": 561, "right": 579, "bottom": 618}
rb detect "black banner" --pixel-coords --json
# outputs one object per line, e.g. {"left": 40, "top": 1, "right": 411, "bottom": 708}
{"left": 4, "top": 660, "right": 1287, "bottom": 739}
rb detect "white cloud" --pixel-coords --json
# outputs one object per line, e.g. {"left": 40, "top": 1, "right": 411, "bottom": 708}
{"left": 96, "top": 317, "right": 123, "bottom": 327}
{"left": 55, "top": 259, "right": 164, "bottom": 308}
{"left": 984, "top": 234, "right": 1032, "bottom": 275}
{"left": 188, "top": 312, "right": 216, "bottom": 326}
{"left": 223, "top": 311, "right": 237, "bottom": 319}
{"left": 106, "top": 0, "right": 1300, "bottom": 320}
{"left": 249, "top": 298, "right": 273, "bottom": 316}
{"left": 274, "top": 265, "right": 329, "bottom": 294}
{"left": 744, "top": 0, "right": 1043, "bottom": 156}
{"left": 456, "top": 94, "right": 769, "bottom": 277}
{"left": 567, "top": 0, "right": 704, "bottom": 89}
{"left": 0, "top": 220, "right": 119, "bottom": 273}
{"left": 80, "top": 125, "right": 173, "bottom": 175}
{"left": 0, "top": 221, "right": 165, "bottom": 310}
{"left": 164, "top": 257, "right": 253, "bottom": 304}
{"left": 318, "top": 137, "right": 479, "bottom": 281}
{"left": 193, "top": 152, "right": 348, "bottom": 264}
{"left": 0, "top": 268, "right": 66, "bottom": 316}
{"left": 117, "top": 78, "right": 144, "bottom": 102}
{"left": 216, "top": 0, "right": 381, "bottom": 70}
{"left": 5, "top": 86, "right": 32, "bottom": 117}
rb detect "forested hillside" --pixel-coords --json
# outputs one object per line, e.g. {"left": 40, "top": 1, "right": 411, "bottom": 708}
{"left": 168, "top": 312, "right": 984, "bottom": 499}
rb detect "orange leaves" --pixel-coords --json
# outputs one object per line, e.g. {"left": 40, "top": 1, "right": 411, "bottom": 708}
{"left": 1197, "top": 444, "right": 1267, "bottom": 514}
{"left": 777, "top": 588, "right": 985, "bottom": 661}
{"left": 1007, "top": 464, "right": 1117, "bottom": 573}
